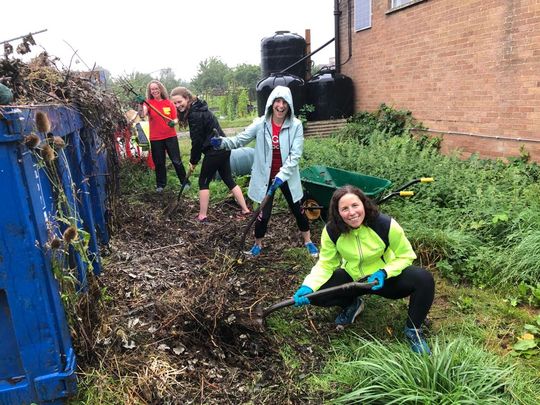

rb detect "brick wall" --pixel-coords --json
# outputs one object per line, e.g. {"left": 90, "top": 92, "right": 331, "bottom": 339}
{"left": 339, "top": 0, "right": 540, "bottom": 161}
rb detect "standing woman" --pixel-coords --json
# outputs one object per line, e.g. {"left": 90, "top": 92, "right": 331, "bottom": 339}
{"left": 293, "top": 185, "right": 435, "bottom": 354}
{"left": 210, "top": 85, "right": 318, "bottom": 258}
{"left": 170, "top": 87, "right": 250, "bottom": 222}
{"left": 137, "top": 80, "right": 187, "bottom": 193}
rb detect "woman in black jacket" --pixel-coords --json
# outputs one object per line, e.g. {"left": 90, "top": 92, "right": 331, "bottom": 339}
{"left": 170, "top": 87, "right": 250, "bottom": 222}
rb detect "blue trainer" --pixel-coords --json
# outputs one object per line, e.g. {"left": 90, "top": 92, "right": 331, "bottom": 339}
{"left": 248, "top": 244, "right": 262, "bottom": 257}
{"left": 305, "top": 242, "right": 319, "bottom": 257}
{"left": 335, "top": 297, "right": 365, "bottom": 325}
{"left": 404, "top": 326, "right": 431, "bottom": 355}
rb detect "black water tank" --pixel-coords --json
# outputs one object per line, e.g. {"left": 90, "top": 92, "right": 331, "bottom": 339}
{"left": 261, "top": 31, "right": 307, "bottom": 80}
{"left": 256, "top": 73, "right": 306, "bottom": 117}
{"left": 306, "top": 68, "right": 354, "bottom": 121}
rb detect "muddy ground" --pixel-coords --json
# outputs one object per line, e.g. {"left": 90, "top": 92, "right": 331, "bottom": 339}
{"left": 75, "top": 186, "right": 337, "bottom": 404}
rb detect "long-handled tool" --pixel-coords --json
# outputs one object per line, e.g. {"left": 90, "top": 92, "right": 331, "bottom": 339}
{"left": 163, "top": 166, "right": 194, "bottom": 218}
{"left": 118, "top": 77, "right": 175, "bottom": 124}
{"left": 235, "top": 192, "right": 272, "bottom": 263}
{"left": 239, "top": 280, "right": 377, "bottom": 332}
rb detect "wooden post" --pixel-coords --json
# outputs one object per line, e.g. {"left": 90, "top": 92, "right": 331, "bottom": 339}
{"left": 305, "top": 29, "right": 312, "bottom": 81}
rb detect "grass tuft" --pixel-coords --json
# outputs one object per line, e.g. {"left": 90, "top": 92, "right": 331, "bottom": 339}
{"left": 310, "top": 334, "right": 537, "bottom": 404}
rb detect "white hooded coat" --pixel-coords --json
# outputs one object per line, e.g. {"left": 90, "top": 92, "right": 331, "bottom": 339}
{"left": 219, "top": 85, "right": 304, "bottom": 203}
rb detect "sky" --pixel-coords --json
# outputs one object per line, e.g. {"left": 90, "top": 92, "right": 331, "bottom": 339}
{"left": 1, "top": 0, "right": 336, "bottom": 81}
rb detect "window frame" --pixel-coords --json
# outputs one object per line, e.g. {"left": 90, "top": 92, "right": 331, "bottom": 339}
{"left": 387, "top": 0, "right": 426, "bottom": 14}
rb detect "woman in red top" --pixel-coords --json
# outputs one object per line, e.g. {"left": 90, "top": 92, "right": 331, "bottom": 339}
{"left": 138, "top": 80, "right": 187, "bottom": 192}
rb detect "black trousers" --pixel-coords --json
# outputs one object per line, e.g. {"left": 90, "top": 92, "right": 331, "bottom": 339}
{"left": 198, "top": 150, "right": 236, "bottom": 190}
{"left": 310, "top": 266, "right": 435, "bottom": 329}
{"left": 150, "top": 137, "right": 187, "bottom": 188}
{"left": 254, "top": 182, "right": 310, "bottom": 239}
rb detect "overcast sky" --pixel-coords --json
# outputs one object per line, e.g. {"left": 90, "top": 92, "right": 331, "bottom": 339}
{"left": 1, "top": 0, "right": 336, "bottom": 81}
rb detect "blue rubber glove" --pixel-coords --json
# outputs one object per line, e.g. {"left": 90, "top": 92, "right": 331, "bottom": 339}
{"left": 135, "top": 95, "right": 146, "bottom": 104}
{"left": 210, "top": 136, "right": 222, "bottom": 149}
{"left": 167, "top": 120, "right": 176, "bottom": 128}
{"left": 267, "top": 177, "right": 283, "bottom": 196}
{"left": 367, "top": 269, "right": 387, "bottom": 291}
{"left": 293, "top": 285, "right": 313, "bottom": 307}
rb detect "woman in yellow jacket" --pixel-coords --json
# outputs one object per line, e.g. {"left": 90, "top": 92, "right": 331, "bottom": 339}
{"left": 293, "top": 185, "right": 434, "bottom": 354}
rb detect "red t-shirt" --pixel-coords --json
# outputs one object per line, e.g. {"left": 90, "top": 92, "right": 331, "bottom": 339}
{"left": 270, "top": 120, "right": 282, "bottom": 179}
{"left": 146, "top": 98, "right": 177, "bottom": 141}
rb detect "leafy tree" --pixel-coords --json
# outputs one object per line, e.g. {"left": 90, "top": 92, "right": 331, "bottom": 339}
{"left": 109, "top": 71, "right": 153, "bottom": 109}
{"left": 231, "top": 63, "right": 260, "bottom": 100}
{"left": 191, "top": 57, "right": 231, "bottom": 99}
{"left": 157, "top": 68, "right": 179, "bottom": 94}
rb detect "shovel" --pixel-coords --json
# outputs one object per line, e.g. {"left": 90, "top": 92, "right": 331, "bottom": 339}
{"left": 239, "top": 280, "right": 377, "bottom": 332}
{"left": 235, "top": 192, "right": 272, "bottom": 263}
{"left": 163, "top": 166, "right": 194, "bottom": 218}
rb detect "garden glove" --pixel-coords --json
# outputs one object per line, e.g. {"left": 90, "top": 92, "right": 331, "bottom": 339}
{"left": 267, "top": 177, "right": 283, "bottom": 196}
{"left": 367, "top": 269, "right": 387, "bottom": 291}
{"left": 135, "top": 95, "right": 146, "bottom": 104}
{"left": 210, "top": 136, "right": 222, "bottom": 149}
{"left": 293, "top": 285, "right": 313, "bottom": 307}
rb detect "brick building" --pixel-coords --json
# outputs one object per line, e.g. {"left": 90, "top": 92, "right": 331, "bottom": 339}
{"left": 336, "top": 0, "right": 540, "bottom": 161}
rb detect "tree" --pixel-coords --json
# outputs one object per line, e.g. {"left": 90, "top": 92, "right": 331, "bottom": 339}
{"left": 231, "top": 63, "right": 260, "bottom": 100}
{"left": 109, "top": 71, "right": 153, "bottom": 109}
{"left": 158, "top": 68, "right": 179, "bottom": 94}
{"left": 191, "top": 57, "right": 231, "bottom": 99}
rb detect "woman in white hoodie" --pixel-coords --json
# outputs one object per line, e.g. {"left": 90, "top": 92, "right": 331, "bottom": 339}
{"left": 211, "top": 86, "right": 318, "bottom": 258}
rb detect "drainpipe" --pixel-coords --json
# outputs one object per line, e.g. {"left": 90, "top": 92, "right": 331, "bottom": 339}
{"left": 334, "top": 0, "right": 341, "bottom": 73}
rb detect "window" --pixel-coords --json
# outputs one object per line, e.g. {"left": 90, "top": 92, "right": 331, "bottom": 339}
{"left": 391, "top": 0, "right": 410, "bottom": 7}
{"left": 388, "top": 0, "right": 425, "bottom": 12}
{"left": 354, "top": 0, "right": 372, "bottom": 32}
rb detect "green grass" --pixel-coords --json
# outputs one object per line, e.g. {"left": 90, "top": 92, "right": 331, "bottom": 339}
{"left": 309, "top": 335, "right": 537, "bottom": 404}
{"left": 218, "top": 116, "right": 256, "bottom": 129}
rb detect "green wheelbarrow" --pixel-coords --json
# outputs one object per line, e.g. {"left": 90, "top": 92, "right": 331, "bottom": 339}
{"left": 300, "top": 165, "right": 433, "bottom": 221}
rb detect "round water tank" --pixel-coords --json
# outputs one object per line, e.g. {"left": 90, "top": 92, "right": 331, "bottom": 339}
{"left": 256, "top": 73, "right": 306, "bottom": 117}
{"left": 261, "top": 31, "right": 307, "bottom": 80}
{"left": 306, "top": 68, "right": 354, "bottom": 121}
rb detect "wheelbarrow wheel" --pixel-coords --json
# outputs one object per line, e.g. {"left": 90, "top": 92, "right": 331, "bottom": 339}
{"left": 302, "top": 192, "right": 327, "bottom": 222}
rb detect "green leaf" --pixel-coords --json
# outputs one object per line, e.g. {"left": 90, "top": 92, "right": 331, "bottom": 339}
{"left": 512, "top": 339, "right": 537, "bottom": 351}
{"left": 523, "top": 324, "right": 540, "bottom": 334}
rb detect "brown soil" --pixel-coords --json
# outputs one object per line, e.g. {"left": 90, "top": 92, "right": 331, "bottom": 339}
{"left": 76, "top": 188, "right": 328, "bottom": 404}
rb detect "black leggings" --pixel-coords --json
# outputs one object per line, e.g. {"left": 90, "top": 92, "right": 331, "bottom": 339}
{"left": 310, "top": 266, "right": 435, "bottom": 329}
{"left": 254, "top": 182, "right": 310, "bottom": 239}
{"left": 150, "top": 137, "right": 187, "bottom": 187}
{"left": 198, "top": 150, "right": 236, "bottom": 190}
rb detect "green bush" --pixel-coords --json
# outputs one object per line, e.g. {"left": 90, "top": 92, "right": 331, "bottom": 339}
{"left": 302, "top": 105, "right": 540, "bottom": 287}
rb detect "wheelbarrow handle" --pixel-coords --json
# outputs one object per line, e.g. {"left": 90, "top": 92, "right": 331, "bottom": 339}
{"left": 376, "top": 177, "right": 434, "bottom": 204}
{"left": 262, "top": 280, "right": 377, "bottom": 318}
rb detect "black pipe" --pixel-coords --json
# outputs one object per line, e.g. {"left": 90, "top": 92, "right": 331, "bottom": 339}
{"left": 278, "top": 37, "right": 335, "bottom": 75}
{"left": 334, "top": 0, "right": 342, "bottom": 73}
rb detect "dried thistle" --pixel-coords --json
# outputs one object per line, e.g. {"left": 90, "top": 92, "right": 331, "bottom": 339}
{"left": 40, "top": 143, "right": 55, "bottom": 162}
{"left": 50, "top": 238, "right": 62, "bottom": 249}
{"left": 52, "top": 136, "right": 65, "bottom": 149}
{"left": 35, "top": 111, "right": 51, "bottom": 133}
{"left": 23, "top": 133, "right": 41, "bottom": 148}
{"left": 63, "top": 226, "right": 78, "bottom": 243}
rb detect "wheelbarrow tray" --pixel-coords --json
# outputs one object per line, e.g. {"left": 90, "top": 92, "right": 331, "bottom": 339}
{"left": 301, "top": 165, "right": 392, "bottom": 209}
